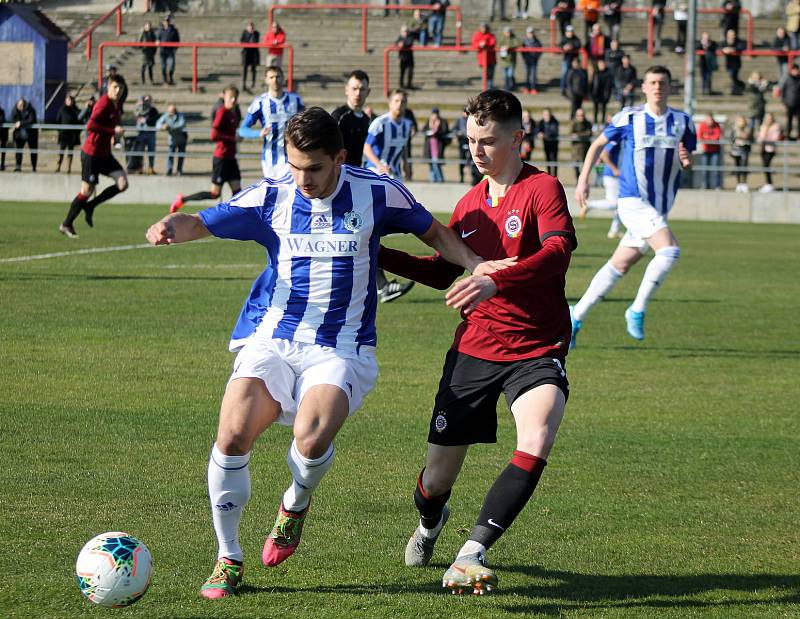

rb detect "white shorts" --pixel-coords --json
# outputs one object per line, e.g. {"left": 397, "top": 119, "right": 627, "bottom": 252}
{"left": 617, "top": 196, "right": 669, "bottom": 251}
{"left": 261, "top": 159, "right": 290, "bottom": 182}
{"left": 228, "top": 336, "right": 379, "bottom": 426}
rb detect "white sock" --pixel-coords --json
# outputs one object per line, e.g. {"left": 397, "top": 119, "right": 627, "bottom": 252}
{"left": 420, "top": 516, "right": 445, "bottom": 539}
{"left": 630, "top": 246, "right": 681, "bottom": 313}
{"left": 608, "top": 213, "right": 621, "bottom": 235}
{"left": 282, "top": 439, "right": 335, "bottom": 512}
{"left": 587, "top": 198, "right": 617, "bottom": 210}
{"left": 573, "top": 261, "right": 623, "bottom": 322}
{"left": 208, "top": 443, "right": 251, "bottom": 561}
{"left": 457, "top": 540, "right": 487, "bottom": 559}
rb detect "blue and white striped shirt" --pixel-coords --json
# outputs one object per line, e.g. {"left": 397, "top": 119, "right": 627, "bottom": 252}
{"left": 242, "top": 91, "right": 305, "bottom": 179}
{"left": 199, "top": 165, "right": 434, "bottom": 352}
{"left": 604, "top": 105, "right": 697, "bottom": 214}
{"left": 365, "top": 113, "right": 413, "bottom": 177}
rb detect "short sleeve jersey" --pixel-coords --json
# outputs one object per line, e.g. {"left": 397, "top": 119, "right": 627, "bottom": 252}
{"left": 332, "top": 105, "right": 371, "bottom": 167}
{"left": 199, "top": 165, "right": 433, "bottom": 352}
{"left": 212, "top": 106, "right": 240, "bottom": 159}
{"left": 243, "top": 91, "right": 305, "bottom": 178}
{"left": 603, "top": 105, "right": 697, "bottom": 214}
{"left": 365, "top": 113, "right": 413, "bottom": 177}
{"left": 448, "top": 164, "right": 576, "bottom": 361}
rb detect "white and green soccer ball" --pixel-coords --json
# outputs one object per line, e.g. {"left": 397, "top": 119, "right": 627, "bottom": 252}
{"left": 75, "top": 532, "right": 153, "bottom": 608}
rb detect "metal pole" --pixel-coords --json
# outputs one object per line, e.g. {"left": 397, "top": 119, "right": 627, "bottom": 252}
{"left": 683, "top": 0, "right": 697, "bottom": 117}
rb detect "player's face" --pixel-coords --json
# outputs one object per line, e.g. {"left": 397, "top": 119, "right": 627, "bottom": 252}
{"left": 641, "top": 71, "right": 671, "bottom": 106}
{"left": 223, "top": 90, "right": 238, "bottom": 108}
{"left": 388, "top": 93, "right": 407, "bottom": 119}
{"left": 286, "top": 142, "right": 346, "bottom": 199}
{"left": 345, "top": 78, "right": 370, "bottom": 110}
{"left": 266, "top": 70, "right": 284, "bottom": 92}
{"left": 466, "top": 116, "right": 522, "bottom": 177}
{"left": 107, "top": 81, "right": 121, "bottom": 102}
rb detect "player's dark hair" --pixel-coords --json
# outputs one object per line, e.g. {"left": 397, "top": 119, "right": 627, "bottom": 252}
{"left": 106, "top": 74, "right": 125, "bottom": 87}
{"left": 224, "top": 84, "right": 239, "bottom": 97}
{"left": 348, "top": 69, "right": 369, "bottom": 84}
{"left": 266, "top": 65, "right": 284, "bottom": 78}
{"left": 285, "top": 107, "right": 344, "bottom": 157}
{"left": 466, "top": 89, "right": 522, "bottom": 129}
{"left": 644, "top": 65, "right": 672, "bottom": 81}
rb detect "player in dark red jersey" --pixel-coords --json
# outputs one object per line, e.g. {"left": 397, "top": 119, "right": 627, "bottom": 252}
{"left": 379, "top": 89, "right": 576, "bottom": 595}
{"left": 59, "top": 75, "right": 129, "bottom": 238}
{"left": 169, "top": 85, "right": 242, "bottom": 213}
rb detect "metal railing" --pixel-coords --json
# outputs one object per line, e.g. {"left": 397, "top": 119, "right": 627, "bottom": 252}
{"left": 68, "top": 0, "right": 127, "bottom": 61}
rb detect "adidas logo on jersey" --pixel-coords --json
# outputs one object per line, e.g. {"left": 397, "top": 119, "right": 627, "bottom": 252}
{"left": 311, "top": 214, "right": 332, "bottom": 232}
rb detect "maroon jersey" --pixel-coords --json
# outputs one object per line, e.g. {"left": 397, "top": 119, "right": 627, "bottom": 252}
{"left": 212, "top": 106, "right": 239, "bottom": 159}
{"left": 380, "top": 164, "right": 576, "bottom": 361}
{"left": 82, "top": 94, "right": 120, "bottom": 158}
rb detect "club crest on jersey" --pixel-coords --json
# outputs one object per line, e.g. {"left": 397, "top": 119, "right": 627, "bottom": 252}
{"left": 505, "top": 209, "right": 522, "bottom": 238}
{"left": 343, "top": 210, "right": 363, "bottom": 232}
{"left": 434, "top": 413, "right": 447, "bottom": 433}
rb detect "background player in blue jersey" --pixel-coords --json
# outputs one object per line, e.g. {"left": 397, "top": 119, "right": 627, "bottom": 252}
{"left": 240, "top": 65, "right": 305, "bottom": 180}
{"left": 363, "top": 89, "right": 413, "bottom": 179}
{"left": 145, "top": 108, "right": 496, "bottom": 600}
{"left": 580, "top": 136, "right": 624, "bottom": 239}
{"left": 572, "top": 65, "right": 695, "bottom": 345}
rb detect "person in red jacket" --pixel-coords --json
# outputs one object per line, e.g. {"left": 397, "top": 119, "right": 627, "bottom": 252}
{"left": 264, "top": 21, "right": 286, "bottom": 69}
{"left": 381, "top": 89, "right": 576, "bottom": 595}
{"left": 697, "top": 112, "right": 722, "bottom": 189}
{"left": 170, "top": 85, "right": 241, "bottom": 212}
{"left": 59, "top": 75, "right": 128, "bottom": 239}
{"left": 472, "top": 23, "right": 497, "bottom": 89}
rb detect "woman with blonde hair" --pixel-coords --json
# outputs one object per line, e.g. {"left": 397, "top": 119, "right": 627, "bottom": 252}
{"left": 729, "top": 114, "right": 753, "bottom": 192}
{"left": 756, "top": 112, "right": 782, "bottom": 192}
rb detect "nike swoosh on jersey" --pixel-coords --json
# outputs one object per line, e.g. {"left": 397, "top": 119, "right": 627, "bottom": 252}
{"left": 461, "top": 229, "right": 478, "bottom": 239}
{"left": 487, "top": 519, "right": 505, "bottom": 531}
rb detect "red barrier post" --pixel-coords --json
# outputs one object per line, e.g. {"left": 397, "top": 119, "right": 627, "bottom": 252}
{"left": 97, "top": 45, "right": 103, "bottom": 89}
{"left": 384, "top": 46, "right": 391, "bottom": 98}
{"left": 86, "top": 31, "right": 92, "bottom": 61}
{"left": 192, "top": 46, "right": 199, "bottom": 93}
{"left": 743, "top": 9, "right": 753, "bottom": 52}
{"left": 287, "top": 46, "right": 294, "bottom": 91}
{"left": 116, "top": 7, "right": 122, "bottom": 36}
{"left": 362, "top": 7, "right": 368, "bottom": 54}
{"left": 647, "top": 11, "right": 654, "bottom": 58}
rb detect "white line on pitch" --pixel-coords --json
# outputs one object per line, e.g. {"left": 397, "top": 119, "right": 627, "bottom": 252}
{"left": 0, "top": 239, "right": 213, "bottom": 264}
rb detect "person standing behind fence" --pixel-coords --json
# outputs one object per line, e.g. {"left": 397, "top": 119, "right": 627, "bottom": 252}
{"left": 0, "top": 104, "right": 7, "bottom": 172}
{"left": 133, "top": 95, "right": 159, "bottom": 174}
{"left": 565, "top": 57, "right": 589, "bottom": 119}
{"left": 428, "top": 0, "right": 449, "bottom": 47}
{"left": 139, "top": 21, "right": 157, "bottom": 85}
{"left": 157, "top": 15, "right": 180, "bottom": 85}
{"left": 11, "top": 98, "right": 37, "bottom": 173}
{"left": 773, "top": 27, "right": 791, "bottom": 85}
{"left": 397, "top": 25, "right": 416, "bottom": 90}
{"left": 699, "top": 32, "right": 718, "bottom": 95}
{"left": 559, "top": 25, "right": 582, "bottom": 95}
{"left": 757, "top": 112, "right": 782, "bottom": 193}
{"left": 720, "top": 0, "right": 741, "bottom": 39}
{"left": 616, "top": 55, "right": 637, "bottom": 108}
{"left": 578, "top": 0, "right": 600, "bottom": 42}
{"left": 56, "top": 94, "right": 81, "bottom": 174}
{"left": 745, "top": 71, "right": 767, "bottom": 131}
{"left": 729, "top": 114, "right": 752, "bottom": 193}
{"left": 651, "top": 0, "right": 666, "bottom": 55}
{"left": 787, "top": 0, "right": 800, "bottom": 51}
{"left": 591, "top": 58, "right": 614, "bottom": 126}
{"left": 423, "top": 107, "right": 448, "bottom": 183}
{"left": 264, "top": 22, "right": 286, "bottom": 69}
{"left": 537, "top": 108, "right": 560, "bottom": 177}
{"left": 472, "top": 23, "right": 497, "bottom": 90}
{"left": 157, "top": 103, "right": 187, "bottom": 176}
{"left": 781, "top": 63, "right": 800, "bottom": 140}
{"left": 602, "top": 0, "right": 623, "bottom": 42}
{"left": 521, "top": 27, "right": 542, "bottom": 94}
{"left": 721, "top": 29, "right": 745, "bottom": 95}
{"left": 240, "top": 21, "right": 261, "bottom": 92}
{"left": 570, "top": 107, "right": 592, "bottom": 182}
{"left": 554, "top": 0, "right": 575, "bottom": 39}
{"left": 498, "top": 26, "right": 519, "bottom": 91}
{"left": 697, "top": 113, "right": 722, "bottom": 190}
{"left": 674, "top": 3, "right": 688, "bottom": 54}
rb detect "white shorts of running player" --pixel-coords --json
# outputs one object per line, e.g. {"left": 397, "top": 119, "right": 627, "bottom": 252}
{"left": 228, "top": 336, "right": 379, "bottom": 426}
{"left": 261, "top": 159, "right": 291, "bottom": 182}
{"left": 617, "top": 196, "right": 670, "bottom": 252}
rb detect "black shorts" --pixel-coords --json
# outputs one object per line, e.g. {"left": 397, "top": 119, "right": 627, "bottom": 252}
{"left": 211, "top": 157, "right": 241, "bottom": 186}
{"left": 81, "top": 151, "right": 123, "bottom": 184}
{"left": 428, "top": 350, "right": 570, "bottom": 446}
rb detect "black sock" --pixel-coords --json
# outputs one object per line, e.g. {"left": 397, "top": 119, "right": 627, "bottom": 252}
{"left": 86, "top": 185, "right": 122, "bottom": 209}
{"left": 376, "top": 268, "right": 389, "bottom": 289}
{"left": 64, "top": 195, "right": 86, "bottom": 227}
{"left": 414, "top": 469, "right": 451, "bottom": 530}
{"left": 183, "top": 191, "right": 216, "bottom": 203}
{"left": 469, "top": 452, "right": 547, "bottom": 550}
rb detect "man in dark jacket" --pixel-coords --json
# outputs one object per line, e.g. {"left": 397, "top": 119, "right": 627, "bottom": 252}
{"left": 158, "top": 16, "right": 180, "bottom": 85}
{"left": 0, "top": 104, "right": 7, "bottom": 171}
{"left": 781, "top": 63, "right": 800, "bottom": 140}
{"left": 240, "top": 21, "right": 260, "bottom": 92}
{"left": 565, "top": 57, "right": 589, "bottom": 119}
{"left": 720, "top": 0, "right": 741, "bottom": 39}
{"left": 591, "top": 58, "right": 614, "bottom": 125}
{"left": 11, "top": 98, "right": 38, "bottom": 172}
{"left": 616, "top": 54, "right": 637, "bottom": 107}
{"left": 139, "top": 21, "right": 157, "bottom": 84}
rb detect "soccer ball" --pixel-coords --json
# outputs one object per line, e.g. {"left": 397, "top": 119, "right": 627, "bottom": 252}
{"left": 75, "top": 532, "right": 153, "bottom": 608}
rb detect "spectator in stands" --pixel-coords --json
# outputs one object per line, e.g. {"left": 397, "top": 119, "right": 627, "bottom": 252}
{"left": 264, "top": 22, "right": 286, "bottom": 69}
{"left": 602, "top": 0, "right": 623, "bottom": 42}
{"left": 604, "top": 37, "right": 623, "bottom": 79}
{"left": 773, "top": 27, "right": 791, "bottom": 85}
{"left": 586, "top": 22, "right": 607, "bottom": 71}
{"left": 520, "top": 109, "right": 535, "bottom": 161}
{"left": 156, "top": 103, "right": 187, "bottom": 176}
{"left": 515, "top": 0, "right": 529, "bottom": 20}
{"left": 729, "top": 114, "right": 753, "bottom": 192}
{"left": 578, "top": 0, "right": 600, "bottom": 42}
{"left": 554, "top": 0, "right": 575, "bottom": 39}
{"left": 332, "top": 69, "right": 372, "bottom": 168}
{"left": 521, "top": 26, "right": 542, "bottom": 94}
{"left": 423, "top": 107, "right": 449, "bottom": 182}
{"left": 428, "top": 0, "right": 449, "bottom": 47}
{"left": 472, "top": 23, "right": 497, "bottom": 89}
{"left": 498, "top": 26, "right": 519, "bottom": 91}
{"left": 0, "top": 104, "right": 6, "bottom": 172}
{"left": 56, "top": 94, "right": 81, "bottom": 174}
{"left": 11, "top": 98, "right": 37, "bottom": 173}
{"left": 240, "top": 21, "right": 261, "bottom": 92}
{"left": 651, "top": 0, "right": 666, "bottom": 55}
{"left": 591, "top": 58, "right": 614, "bottom": 125}
{"left": 404, "top": 104, "right": 419, "bottom": 181}
{"left": 787, "top": 0, "right": 800, "bottom": 51}
{"left": 536, "top": 107, "right": 560, "bottom": 177}
{"left": 674, "top": 3, "right": 688, "bottom": 54}
{"left": 397, "top": 25, "right": 416, "bottom": 90}
{"left": 745, "top": 71, "right": 767, "bottom": 131}
{"left": 565, "top": 57, "right": 589, "bottom": 118}
{"left": 616, "top": 54, "right": 637, "bottom": 108}
{"left": 383, "top": 0, "right": 400, "bottom": 17}
{"left": 101, "top": 65, "right": 128, "bottom": 109}
{"left": 757, "top": 112, "right": 782, "bottom": 192}
{"left": 699, "top": 31, "right": 719, "bottom": 95}
{"left": 721, "top": 29, "right": 745, "bottom": 95}
{"left": 157, "top": 15, "right": 180, "bottom": 85}
{"left": 407, "top": 9, "right": 429, "bottom": 46}
{"left": 570, "top": 107, "right": 592, "bottom": 182}
{"left": 132, "top": 95, "right": 159, "bottom": 174}
{"left": 489, "top": 0, "right": 508, "bottom": 22}
{"left": 452, "top": 108, "right": 474, "bottom": 183}
{"left": 560, "top": 25, "right": 582, "bottom": 95}
{"left": 697, "top": 113, "right": 722, "bottom": 190}
{"left": 781, "top": 63, "right": 800, "bottom": 140}
{"left": 720, "top": 0, "right": 741, "bottom": 39}
{"left": 139, "top": 21, "right": 157, "bottom": 85}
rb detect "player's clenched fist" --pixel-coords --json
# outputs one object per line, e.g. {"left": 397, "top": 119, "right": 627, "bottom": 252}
{"left": 146, "top": 219, "right": 176, "bottom": 245}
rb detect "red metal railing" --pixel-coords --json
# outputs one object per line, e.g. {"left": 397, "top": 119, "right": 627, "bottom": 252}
{"left": 550, "top": 6, "right": 753, "bottom": 58}
{"left": 382, "top": 45, "right": 589, "bottom": 97}
{"left": 97, "top": 42, "right": 294, "bottom": 94}
{"left": 68, "top": 0, "right": 127, "bottom": 61}
{"left": 268, "top": 3, "right": 463, "bottom": 54}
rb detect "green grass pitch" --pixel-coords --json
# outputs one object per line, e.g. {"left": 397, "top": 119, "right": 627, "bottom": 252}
{"left": 0, "top": 201, "right": 798, "bottom": 618}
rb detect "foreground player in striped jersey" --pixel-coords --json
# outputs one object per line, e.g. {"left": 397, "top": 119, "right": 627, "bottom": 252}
{"left": 572, "top": 65, "right": 695, "bottom": 345}
{"left": 146, "top": 108, "right": 495, "bottom": 599}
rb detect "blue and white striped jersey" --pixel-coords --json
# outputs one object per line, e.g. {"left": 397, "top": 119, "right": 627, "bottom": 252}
{"left": 603, "top": 105, "right": 697, "bottom": 214}
{"left": 199, "top": 165, "right": 434, "bottom": 352}
{"left": 365, "top": 113, "right": 413, "bottom": 177}
{"left": 242, "top": 91, "right": 305, "bottom": 179}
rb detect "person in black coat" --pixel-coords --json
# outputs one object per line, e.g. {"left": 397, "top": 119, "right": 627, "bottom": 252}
{"left": 139, "top": 21, "right": 157, "bottom": 84}
{"left": 56, "top": 94, "right": 81, "bottom": 173}
{"left": 536, "top": 108, "right": 560, "bottom": 177}
{"left": 157, "top": 16, "right": 180, "bottom": 85}
{"left": 0, "top": 104, "right": 7, "bottom": 171}
{"left": 591, "top": 58, "right": 615, "bottom": 125}
{"left": 565, "top": 56, "right": 589, "bottom": 119}
{"left": 781, "top": 63, "right": 800, "bottom": 140}
{"left": 11, "top": 98, "right": 37, "bottom": 172}
{"left": 720, "top": 0, "right": 741, "bottom": 39}
{"left": 240, "top": 21, "right": 261, "bottom": 92}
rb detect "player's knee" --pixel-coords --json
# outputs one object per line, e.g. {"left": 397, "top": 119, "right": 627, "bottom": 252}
{"left": 293, "top": 435, "right": 331, "bottom": 460}
{"left": 215, "top": 428, "right": 254, "bottom": 456}
{"left": 209, "top": 189, "right": 220, "bottom": 200}
{"left": 421, "top": 466, "right": 456, "bottom": 496}
{"left": 517, "top": 425, "right": 556, "bottom": 458}
{"left": 117, "top": 177, "right": 128, "bottom": 192}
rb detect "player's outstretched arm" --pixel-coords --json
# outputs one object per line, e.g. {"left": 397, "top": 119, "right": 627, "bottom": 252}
{"left": 146, "top": 213, "right": 211, "bottom": 246}
{"left": 574, "top": 133, "right": 609, "bottom": 210}
{"left": 417, "top": 219, "right": 482, "bottom": 273}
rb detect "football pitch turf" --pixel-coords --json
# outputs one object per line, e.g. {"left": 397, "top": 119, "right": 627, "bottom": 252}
{"left": 0, "top": 201, "right": 798, "bottom": 618}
